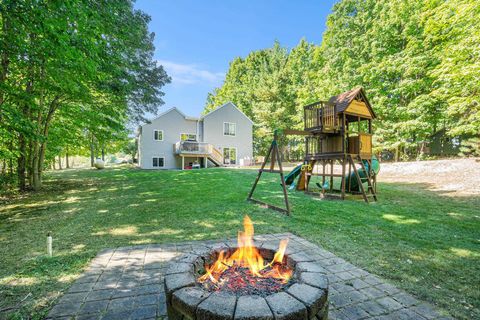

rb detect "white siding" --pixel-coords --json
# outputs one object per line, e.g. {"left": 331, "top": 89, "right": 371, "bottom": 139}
{"left": 138, "top": 103, "right": 253, "bottom": 169}
{"left": 139, "top": 108, "right": 197, "bottom": 169}
{"left": 202, "top": 102, "right": 253, "bottom": 165}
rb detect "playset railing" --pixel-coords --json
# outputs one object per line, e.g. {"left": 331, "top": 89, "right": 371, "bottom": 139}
{"left": 304, "top": 101, "right": 339, "bottom": 131}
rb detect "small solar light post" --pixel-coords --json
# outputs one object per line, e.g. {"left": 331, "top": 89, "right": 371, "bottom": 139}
{"left": 47, "top": 232, "right": 53, "bottom": 257}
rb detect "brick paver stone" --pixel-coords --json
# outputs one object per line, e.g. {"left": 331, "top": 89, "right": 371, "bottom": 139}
{"left": 234, "top": 295, "right": 273, "bottom": 320}
{"left": 265, "top": 292, "right": 308, "bottom": 320}
{"left": 172, "top": 287, "right": 211, "bottom": 318}
{"left": 287, "top": 283, "right": 327, "bottom": 318}
{"left": 196, "top": 292, "right": 237, "bottom": 320}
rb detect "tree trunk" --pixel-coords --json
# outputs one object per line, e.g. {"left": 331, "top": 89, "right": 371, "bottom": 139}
{"left": 31, "top": 141, "right": 41, "bottom": 190}
{"left": 101, "top": 148, "right": 105, "bottom": 161}
{"left": 8, "top": 157, "right": 13, "bottom": 175}
{"left": 17, "top": 34, "right": 35, "bottom": 191}
{"left": 66, "top": 147, "right": 69, "bottom": 168}
{"left": 37, "top": 140, "right": 48, "bottom": 186}
{"left": 27, "top": 141, "right": 34, "bottom": 187}
{"left": 90, "top": 134, "right": 95, "bottom": 167}
{"left": 1, "top": 159, "right": 6, "bottom": 175}
{"left": 17, "top": 134, "right": 27, "bottom": 191}
{"left": 58, "top": 155, "right": 62, "bottom": 170}
{"left": 36, "top": 96, "right": 60, "bottom": 189}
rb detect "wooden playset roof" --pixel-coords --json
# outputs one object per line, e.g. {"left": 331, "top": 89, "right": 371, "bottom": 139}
{"left": 328, "top": 87, "right": 376, "bottom": 118}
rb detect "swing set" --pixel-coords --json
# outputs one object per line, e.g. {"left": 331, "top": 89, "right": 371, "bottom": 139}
{"left": 247, "top": 129, "right": 310, "bottom": 214}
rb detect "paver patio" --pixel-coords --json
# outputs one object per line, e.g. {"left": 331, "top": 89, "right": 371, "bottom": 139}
{"left": 47, "top": 233, "right": 450, "bottom": 320}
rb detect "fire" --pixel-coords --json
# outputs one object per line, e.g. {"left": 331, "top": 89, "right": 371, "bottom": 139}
{"left": 198, "top": 215, "right": 293, "bottom": 287}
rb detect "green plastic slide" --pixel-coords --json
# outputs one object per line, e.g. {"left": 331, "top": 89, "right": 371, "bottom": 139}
{"left": 285, "top": 164, "right": 303, "bottom": 185}
{"left": 345, "top": 155, "right": 380, "bottom": 191}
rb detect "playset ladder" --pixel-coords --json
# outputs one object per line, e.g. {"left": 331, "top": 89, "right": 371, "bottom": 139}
{"left": 347, "top": 155, "right": 377, "bottom": 203}
{"left": 360, "top": 157, "right": 378, "bottom": 199}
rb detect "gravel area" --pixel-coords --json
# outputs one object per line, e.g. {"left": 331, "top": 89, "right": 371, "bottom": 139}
{"left": 379, "top": 158, "right": 480, "bottom": 197}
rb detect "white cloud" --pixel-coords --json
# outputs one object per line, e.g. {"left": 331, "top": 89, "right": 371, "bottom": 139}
{"left": 157, "top": 59, "right": 225, "bottom": 86}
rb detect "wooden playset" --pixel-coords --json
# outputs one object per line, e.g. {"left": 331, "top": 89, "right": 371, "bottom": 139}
{"left": 248, "top": 87, "right": 379, "bottom": 214}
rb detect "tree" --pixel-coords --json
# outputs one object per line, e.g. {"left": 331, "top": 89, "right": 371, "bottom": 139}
{"left": 0, "top": 0, "right": 170, "bottom": 191}
{"left": 123, "top": 139, "right": 138, "bottom": 163}
{"left": 205, "top": 0, "right": 479, "bottom": 160}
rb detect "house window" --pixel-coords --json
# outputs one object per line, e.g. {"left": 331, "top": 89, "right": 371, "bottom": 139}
{"left": 223, "top": 147, "right": 237, "bottom": 165}
{"left": 154, "top": 130, "right": 163, "bottom": 141}
{"left": 223, "top": 122, "right": 236, "bottom": 136}
{"left": 180, "top": 133, "right": 197, "bottom": 141}
{"left": 152, "top": 157, "right": 165, "bottom": 168}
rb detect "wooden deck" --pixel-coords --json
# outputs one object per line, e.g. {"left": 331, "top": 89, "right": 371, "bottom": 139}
{"left": 174, "top": 141, "right": 223, "bottom": 167}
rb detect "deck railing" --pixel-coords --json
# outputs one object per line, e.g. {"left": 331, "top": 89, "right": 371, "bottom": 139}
{"left": 304, "top": 101, "right": 339, "bottom": 131}
{"left": 174, "top": 141, "right": 223, "bottom": 165}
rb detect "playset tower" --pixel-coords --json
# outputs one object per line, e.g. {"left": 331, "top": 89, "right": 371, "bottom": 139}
{"left": 248, "top": 87, "right": 379, "bottom": 214}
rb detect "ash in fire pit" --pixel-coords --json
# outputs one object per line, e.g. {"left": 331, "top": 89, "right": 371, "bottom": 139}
{"left": 164, "top": 216, "right": 329, "bottom": 320}
{"left": 198, "top": 216, "right": 293, "bottom": 296}
{"left": 202, "top": 264, "right": 290, "bottom": 296}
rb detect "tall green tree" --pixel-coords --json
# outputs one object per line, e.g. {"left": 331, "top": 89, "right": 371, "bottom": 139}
{"left": 423, "top": 0, "right": 480, "bottom": 137}
{"left": 206, "top": 0, "right": 479, "bottom": 160}
{"left": 0, "top": 0, "right": 170, "bottom": 191}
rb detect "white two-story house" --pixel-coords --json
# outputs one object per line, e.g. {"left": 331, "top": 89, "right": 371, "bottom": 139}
{"left": 137, "top": 102, "right": 253, "bottom": 169}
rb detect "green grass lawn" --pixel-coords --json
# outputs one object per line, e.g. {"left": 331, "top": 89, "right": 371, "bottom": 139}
{"left": 0, "top": 166, "right": 479, "bottom": 319}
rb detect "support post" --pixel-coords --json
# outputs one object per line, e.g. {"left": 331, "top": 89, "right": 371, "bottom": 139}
{"left": 348, "top": 157, "right": 352, "bottom": 192}
{"left": 275, "top": 143, "right": 290, "bottom": 214}
{"left": 330, "top": 159, "right": 334, "bottom": 191}
{"left": 341, "top": 156, "right": 346, "bottom": 199}
{"left": 322, "top": 160, "right": 325, "bottom": 186}
{"left": 304, "top": 164, "right": 309, "bottom": 191}
{"left": 270, "top": 144, "right": 276, "bottom": 171}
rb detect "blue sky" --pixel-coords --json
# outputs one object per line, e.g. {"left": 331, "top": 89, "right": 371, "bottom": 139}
{"left": 134, "top": 0, "right": 338, "bottom": 117}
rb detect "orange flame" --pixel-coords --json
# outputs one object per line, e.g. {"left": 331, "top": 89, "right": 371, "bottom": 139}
{"left": 198, "top": 215, "right": 292, "bottom": 284}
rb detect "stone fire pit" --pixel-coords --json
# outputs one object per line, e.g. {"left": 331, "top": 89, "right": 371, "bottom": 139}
{"left": 164, "top": 243, "right": 329, "bottom": 320}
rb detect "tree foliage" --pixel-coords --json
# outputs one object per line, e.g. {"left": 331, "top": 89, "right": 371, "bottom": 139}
{"left": 205, "top": 0, "right": 479, "bottom": 158}
{"left": 0, "top": 0, "right": 170, "bottom": 191}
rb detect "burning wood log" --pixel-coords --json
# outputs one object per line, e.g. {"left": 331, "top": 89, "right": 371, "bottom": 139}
{"left": 198, "top": 216, "right": 293, "bottom": 296}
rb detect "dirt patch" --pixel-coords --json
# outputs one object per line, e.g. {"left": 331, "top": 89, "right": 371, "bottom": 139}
{"left": 379, "top": 158, "right": 480, "bottom": 197}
